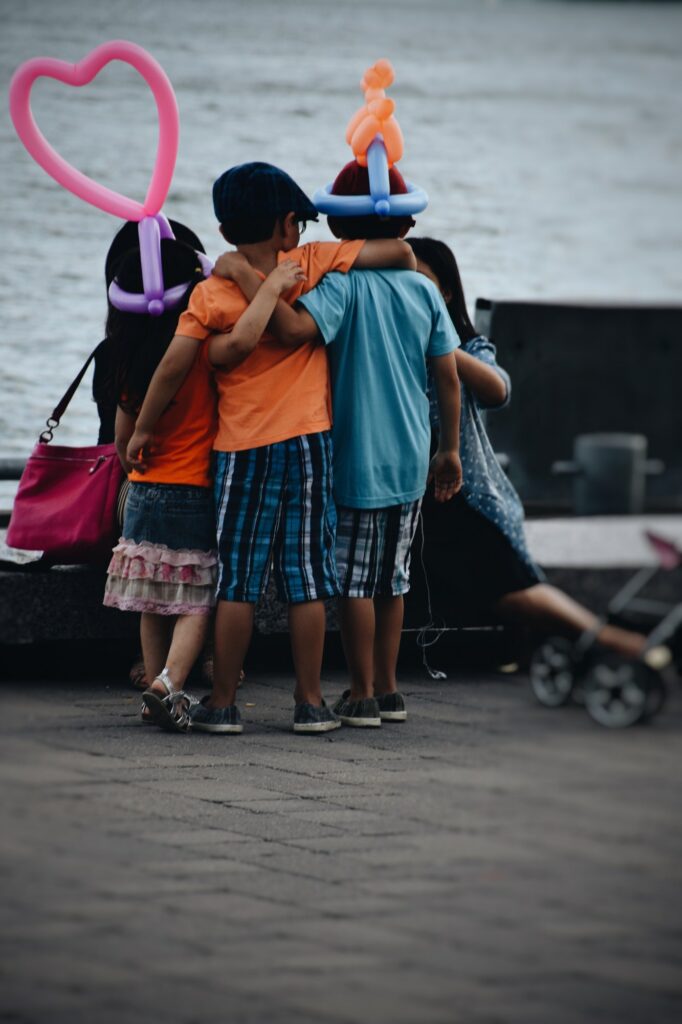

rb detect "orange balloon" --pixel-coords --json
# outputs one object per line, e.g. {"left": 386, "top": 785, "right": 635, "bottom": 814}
{"left": 368, "top": 97, "right": 394, "bottom": 121}
{"left": 351, "top": 116, "right": 381, "bottom": 159}
{"left": 345, "top": 106, "right": 366, "bottom": 145}
{"left": 381, "top": 118, "right": 404, "bottom": 166}
{"left": 374, "top": 58, "right": 394, "bottom": 86}
{"left": 344, "top": 59, "right": 404, "bottom": 166}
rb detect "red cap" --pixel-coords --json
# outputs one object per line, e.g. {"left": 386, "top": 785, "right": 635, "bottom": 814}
{"left": 331, "top": 160, "right": 408, "bottom": 197}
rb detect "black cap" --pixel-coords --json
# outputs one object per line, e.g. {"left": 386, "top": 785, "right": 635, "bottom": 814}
{"left": 104, "top": 219, "right": 205, "bottom": 286}
{"left": 212, "top": 162, "right": 319, "bottom": 224}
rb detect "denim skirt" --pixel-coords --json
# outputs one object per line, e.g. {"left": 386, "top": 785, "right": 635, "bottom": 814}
{"left": 104, "top": 482, "right": 217, "bottom": 616}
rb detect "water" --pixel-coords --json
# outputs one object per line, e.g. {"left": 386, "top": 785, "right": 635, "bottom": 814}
{"left": 1, "top": 0, "right": 681, "bottom": 468}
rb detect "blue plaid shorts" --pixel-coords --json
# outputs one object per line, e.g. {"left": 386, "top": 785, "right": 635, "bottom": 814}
{"left": 214, "top": 431, "right": 339, "bottom": 603}
{"left": 335, "top": 500, "right": 422, "bottom": 598}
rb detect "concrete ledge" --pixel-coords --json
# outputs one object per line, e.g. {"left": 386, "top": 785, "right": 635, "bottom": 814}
{"left": 2, "top": 516, "right": 680, "bottom": 645}
{"left": 0, "top": 564, "right": 138, "bottom": 645}
{"left": 525, "top": 515, "right": 682, "bottom": 568}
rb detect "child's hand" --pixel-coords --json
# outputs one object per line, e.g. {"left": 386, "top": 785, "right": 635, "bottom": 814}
{"left": 213, "top": 251, "right": 252, "bottom": 281}
{"left": 126, "top": 428, "right": 154, "bottom": 473}
{"left": 266, "top": 259, "right": 307, "bottom": 295}
{"left": 428, "top": 449, "right": 463, "bottom": 502}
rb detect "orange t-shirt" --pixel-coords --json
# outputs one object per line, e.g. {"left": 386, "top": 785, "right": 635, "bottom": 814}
{"left": 129, "top": 343, "right": 217, "bottom": 487}
{"left": 176, "top": 240, "right": 364, "bottom": 452}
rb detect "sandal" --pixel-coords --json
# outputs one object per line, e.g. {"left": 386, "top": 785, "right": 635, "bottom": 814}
{"left": 142, "top": 669, "right": 194, "bottom": 733}
{"left": 129, "top": 657, "right": 148, "bottom": 691}
{"left": 140, "top": 702, "right": 155, "bottom": 725}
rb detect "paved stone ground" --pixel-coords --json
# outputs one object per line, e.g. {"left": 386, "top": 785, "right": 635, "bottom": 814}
{"left": 1, "top": 666, "right": 681, "bottom": 1024}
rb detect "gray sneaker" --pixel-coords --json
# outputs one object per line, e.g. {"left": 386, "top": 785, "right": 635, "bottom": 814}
{"left": 293, "top": 701, "right": 341, "bottom": 734}
{"left": 376, "top": 691, "right": 407, "bottom": 722}
{"left": 190, "top": 697, "right": 243, "bottom": 734}
{"left": 332, "top": 690, "right": 381, "bottom": 727}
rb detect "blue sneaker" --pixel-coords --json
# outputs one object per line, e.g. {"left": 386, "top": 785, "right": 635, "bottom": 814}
{"left": 190, "top": 696, "right": 243, "bottom": 734}
{"left": 293, "top": 701, "right": 341, "bottom": 734}
{"left": 376, "top": 691, "right": 407, "bottom": 722}
{"left": 332, "top": 690, "right": 381, "bottom": 727}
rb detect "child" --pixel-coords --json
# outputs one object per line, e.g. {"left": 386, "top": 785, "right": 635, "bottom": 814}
{"left": 94, "top": 220, "right": 207, "bottom": 693}
{"left": 126, "top": 162, "right": 415, "bottom": 734}
{"left": 104, "top": 227, "right": 305, "bottom": 731}
{"left": 231, "top": 162, "right": 463, "bottom": 726}
{"left": 406, "top": 236, "right": 649, "bottom": 661}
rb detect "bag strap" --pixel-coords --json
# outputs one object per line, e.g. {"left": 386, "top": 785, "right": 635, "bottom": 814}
{"left": 40, "top": 346, "right": 101, "bottom": 443}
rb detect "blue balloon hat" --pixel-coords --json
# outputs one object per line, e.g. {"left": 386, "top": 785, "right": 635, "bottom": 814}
{"left": 313, "top": 137, "right": 428, "bottom": 218}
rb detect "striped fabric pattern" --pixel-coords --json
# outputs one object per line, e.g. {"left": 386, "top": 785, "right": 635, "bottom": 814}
{"left": 335, "top": 500, "right": 422, "bottom": 598}
{"left": 214, "top": 431, "right": 339, "bottom": 603}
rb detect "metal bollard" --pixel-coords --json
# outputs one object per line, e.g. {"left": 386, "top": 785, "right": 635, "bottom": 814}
{"left": 0, "top": 458, "right": 26, "bottom": 482}
{"left": 552, "top": 433, "right": 664, "bottom": 515}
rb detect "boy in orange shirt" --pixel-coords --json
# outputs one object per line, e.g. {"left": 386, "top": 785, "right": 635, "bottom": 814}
{"left": 128, "top": 162, "right": 415, "bottom": 734}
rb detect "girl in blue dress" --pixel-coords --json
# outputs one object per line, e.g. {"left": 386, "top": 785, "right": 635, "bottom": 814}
{"left": 407, "top": 237, "right": 646, "bottom": 660}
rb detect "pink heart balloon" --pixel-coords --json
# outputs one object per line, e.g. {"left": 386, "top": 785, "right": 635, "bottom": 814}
{"left": 9, "top": 39, "right": 179, "bottom": 222}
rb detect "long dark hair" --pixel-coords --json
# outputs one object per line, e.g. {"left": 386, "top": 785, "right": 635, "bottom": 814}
{"left": 407, "top": 237, "right": 477, "bottom": 343}
{"left": 93, "top": 221, "right": 205, "bottom": 418}
{"left": 102, "top": 237, "right": 205, "bottom": 414}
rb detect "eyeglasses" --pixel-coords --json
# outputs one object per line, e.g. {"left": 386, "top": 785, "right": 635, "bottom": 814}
{"left": 297, "top": 219, "right": 307, "bottom": 236}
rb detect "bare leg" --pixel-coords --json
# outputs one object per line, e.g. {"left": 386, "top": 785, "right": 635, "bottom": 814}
{"left": 140, "top": 613, "right": 174, "bottom": 684}
{"left": 373, "top": 595, "right": 404, "bottom": 696}
{"left": 209, "top": 600, "right": 255, "bottom": 708}
{"left": 496, "top": 584, "right": 646, "bottom": 658}
{"left": 338, "top": 597, "right": 375, "bottom": 700}
{"left": 289, "top": 600, "right": 326, "bottom": 705}
{"left": 163, "top": 614, "right": 210, "bottom": 689}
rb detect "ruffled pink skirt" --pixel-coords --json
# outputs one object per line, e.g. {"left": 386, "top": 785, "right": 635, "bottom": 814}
{"left": 104, "top": 538, "right": 217, "bottom": 616}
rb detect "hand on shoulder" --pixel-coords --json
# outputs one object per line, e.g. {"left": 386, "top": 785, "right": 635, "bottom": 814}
{"left": 212, "top": 251, "right": 252, "bottom": 281}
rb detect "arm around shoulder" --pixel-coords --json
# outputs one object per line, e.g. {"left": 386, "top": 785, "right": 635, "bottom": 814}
{"left": 353, "top": 238, "right": 417, "bottom": 271}
{"left": 268, "top": 302, "right": 321, "bottom": 347}
{"left": 209, "top": 259, "right": 313, "bottom": 367}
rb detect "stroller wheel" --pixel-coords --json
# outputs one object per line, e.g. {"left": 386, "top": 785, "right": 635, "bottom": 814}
{"left": 583, "top": 656, "right": 660, "bottom": 728}
{"left": 640, "top": 672, "right": 667, "bottom": 721}
{"left": 530, "top": 637, "right": 577, "bottom": 708}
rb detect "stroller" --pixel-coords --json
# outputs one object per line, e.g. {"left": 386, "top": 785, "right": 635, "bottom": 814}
{"left": 529, "top": 531, "right": 682, "bottom": 728}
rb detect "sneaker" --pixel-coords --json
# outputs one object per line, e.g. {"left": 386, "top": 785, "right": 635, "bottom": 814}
{"left": 189, "top": 696, "right": 243, "bottom": 734}
{"left": 376, "top": 691, "right": 407, "bottom": 722}
{"left": 332, "top": 690, "right": 381, "bottom": 727}
{"left": 293, "top": 701, "right": 341, "bottom": 734}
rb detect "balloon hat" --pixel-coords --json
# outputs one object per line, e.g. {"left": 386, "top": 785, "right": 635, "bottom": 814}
{"left": 8, "top": 40, "right": 212, "bottom": 316}
{"left": 313, "top": 59, "right": 428, "bottom": 218}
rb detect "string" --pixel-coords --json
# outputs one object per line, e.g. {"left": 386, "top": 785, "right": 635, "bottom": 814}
{"left": 413, "top": 511, "right": 448, "bottom": 680}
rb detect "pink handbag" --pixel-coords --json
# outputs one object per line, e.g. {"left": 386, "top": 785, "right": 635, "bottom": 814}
{"left": 6, "top": 349, "right": 124, "bottom": 564}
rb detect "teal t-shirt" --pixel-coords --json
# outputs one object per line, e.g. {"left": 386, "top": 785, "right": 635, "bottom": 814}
{"left": 297, "top": 269, "right": 459, "bottom": 509}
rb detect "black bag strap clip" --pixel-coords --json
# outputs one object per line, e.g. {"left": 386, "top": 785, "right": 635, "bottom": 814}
{"left": 39, "top": 347, "right": 100, "bottom": 444}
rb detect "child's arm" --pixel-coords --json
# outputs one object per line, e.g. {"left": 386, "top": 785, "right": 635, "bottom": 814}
{"left": 428, "top": 353, "right": 463, "bottom": 502}
{"left": 208, "top": 259, "right": 306, "bottom": 368}
{"left": 211, "top": 239, "right": 416, "bottom": 350}
{"left": 455, "top": 349, "right": 508, "bottom": 407}
{"left": 114, "top": 406, "right": 136, "bottom": 474}
{"left": 353, "top": 238, "right": 417, "bottom": 271}
{"left": 126, "top": 335, "right": 200, "bottom": 470}
{"left": 126, "top": 261, "right": 306, "bottom": 471}
{"left": 213, "top": 253, "right": 319, "bottom": 348}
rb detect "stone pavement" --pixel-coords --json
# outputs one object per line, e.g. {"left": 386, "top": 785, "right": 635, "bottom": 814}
{"left": 1, "top": 666, "right": 681, "bottom": 1024}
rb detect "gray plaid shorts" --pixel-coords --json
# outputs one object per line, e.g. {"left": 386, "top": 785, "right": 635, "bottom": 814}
{"left": 335, "top": 500, "right": 422, "bottom": 598}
